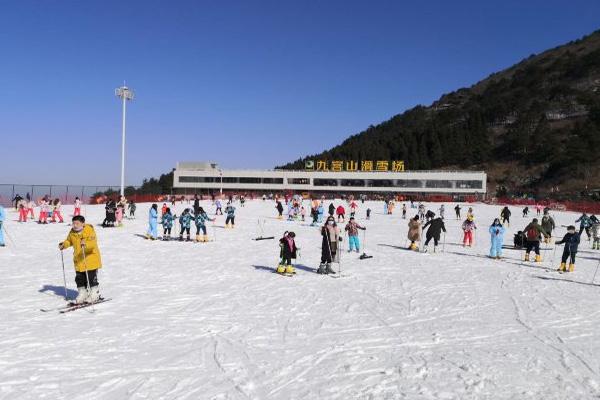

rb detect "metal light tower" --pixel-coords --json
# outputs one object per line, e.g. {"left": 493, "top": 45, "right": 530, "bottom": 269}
{"left": 115, "top": 85, "right": 134, "bottom": 197}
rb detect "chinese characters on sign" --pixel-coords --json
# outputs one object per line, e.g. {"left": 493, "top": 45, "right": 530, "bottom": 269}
{"left": 306, "top": 160, "right": 405, "bottom": 172}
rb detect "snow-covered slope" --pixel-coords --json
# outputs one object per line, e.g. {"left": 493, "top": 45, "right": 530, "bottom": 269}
{"left": 1, "top": 200, "right": 599, "bottom": 399}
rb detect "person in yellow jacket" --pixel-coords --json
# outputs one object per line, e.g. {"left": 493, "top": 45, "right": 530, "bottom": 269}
{"left": 58, "top": 215, "right": 103, "bottom": 304}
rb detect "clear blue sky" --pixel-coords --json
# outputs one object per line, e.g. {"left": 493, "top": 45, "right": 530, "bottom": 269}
{"left": 1, "top": 0, "right": 599, "bottom": 185}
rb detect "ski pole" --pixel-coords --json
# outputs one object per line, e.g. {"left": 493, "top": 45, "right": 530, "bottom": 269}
{"left": 442, "top": 232, "right": 446, "bottom": 253}
{"left": 60, "top": 250, "right": 68, "bottom": 301}
{"left": 591, "top": 258, "right": 600, "bottom": 284}
{"left": 2, "top": 224, "right": 17, "bottom": 249}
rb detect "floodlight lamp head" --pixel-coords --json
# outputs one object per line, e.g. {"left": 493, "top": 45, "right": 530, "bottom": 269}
{"left": 115, "top": 86, "right": 134, "bottom": 101}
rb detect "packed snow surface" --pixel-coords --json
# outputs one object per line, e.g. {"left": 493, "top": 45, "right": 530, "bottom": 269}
{"left": 1, "top": 200, "right": 599, "bottom": 399}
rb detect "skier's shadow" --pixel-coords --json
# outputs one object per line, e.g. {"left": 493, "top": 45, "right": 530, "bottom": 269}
{"left": 252, "top": 264, "right": 317, "bottom": 273}
{"left": 39, "top": 285, "right": 78, "bottom": 300}
{"left": 535, "top": 275, "right": 600, "bottom": 287}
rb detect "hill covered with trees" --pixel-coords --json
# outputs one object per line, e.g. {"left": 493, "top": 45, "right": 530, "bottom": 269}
{"left": 278, "top": 30, "right": 600, "bottom": 199}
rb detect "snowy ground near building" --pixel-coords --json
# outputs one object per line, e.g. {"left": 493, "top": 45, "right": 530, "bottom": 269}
{"left": 1, "top": 200, "right": 600, "bottom": 400}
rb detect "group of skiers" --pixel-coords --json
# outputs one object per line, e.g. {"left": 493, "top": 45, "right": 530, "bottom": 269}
{"left": 14, "top": 195, "right": 79, "bottom": 224}
{"left": 102, "top": 196, "right": 135, "bottom": 228}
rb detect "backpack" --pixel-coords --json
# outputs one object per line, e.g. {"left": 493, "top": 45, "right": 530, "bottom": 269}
{"left": 526, "top": 226, "right": 538, "bottom": 241}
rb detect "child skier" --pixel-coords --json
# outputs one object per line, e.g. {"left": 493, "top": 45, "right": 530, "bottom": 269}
{"left": 161, "top": 208, "right": 174, "bottom": 241}
{"left": 146, "top": 203, "right": 159, "bottom": 240}
{"left": 38, "top": 198, "right": 49, "bottom": 224}
{"left": 18, "top": 199, "right": 27, "bottom": 222}
{"left": 555, "top": 225, "right": 580, "bottom": 272}
{"left": 336, "top": 205, "right": 346, "bottom": 223}
{"left": 349, "top": 201, "right": 358, "bottom": 218}
{"left": 224, "top": 202, "right": 236, "bottom": 228}
{"left": 58, "top": 215, "right": 103, "bottom": 304}
{"left": 402, "top": 204, "right": 407, "bottom": 219}
{"left": 276, "top": 200, "right": 284, "bottom": 219}
{"left": 489, "top": 218, "right": 505, "bottom": 259}
{"left": 462, "top": 215, "right": 477, "bottom": 247}
{"left": 344, "top": 217, "right": 366, "bottom": 253}
{"left": 194, "top": 206, "right": 215, "bottom": 242}
{"left": 215, "top": 199, "right": 223, "bottom": 215}
{"left": 74, "top": 197, "right": 82, "bottom": 217}
{"left": 500, "top": 206, "right": 511, "bottom": 227}
{"left": 523, "top": 218, "right": 549, "bottom": 262}
{"left": 439, "top": 204, "right": 445, "bottom": 219}
{"left": 541, "top": 211, "right": 556, "bottom": 243}
{"left": 454, "top": 204, "right": 461, "bottom": 219}
{"left": 277, "top": 231, "right": 298, "bottom": 275}
{"left": 179, "top": 208, "right": 193, "bottom": 241}
{"left": 52, "top": 199, "right": 64, "bottom": 223}
{"left": 27, "top": 199, "right": 35, "bottom": 220}
{"left": 366, "top": 208, "right": 372, "bottom": 220}
{"left": 591, "top": 219, "right": 600, "bottom": 250}
{"left": 522, "top": 206, "right": 529, "bottom": 218}
{"left": 128, "top": 201, "right": 136, "bottom": 219}
{"left": 407, "top": 215, "right": 421, "bottom": 251}
{"left": 318, "top": 216, "right": 340, "bottom": 274}
{"left": 575, "top": 213, "right": 592, "bottom": 241}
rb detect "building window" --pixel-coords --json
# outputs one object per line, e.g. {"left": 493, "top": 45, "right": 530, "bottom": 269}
{"left": 262, "top": 178, "right": 284, "bottom": 184}
{"left": 368, "top": 180, "right": 394, "bottom": 187}
{"left": 455, "top": 180, "right": 483, "bottom": 189}
{"left": 288, "top": 178, "right": 310, "bottom": 185}
{"left": 222, "top": 177, "right": 239, "bottom": 183}
{"left": 314, "top": 179, "right": 339, "bottom": 187}
{"left": 425, "top": 180, "right": 453, "bottom": 188}
{"left": 239, "top": 177, "right": 261, "bottom": 184}
{"left": 179, "top": 176, "right": 215, "bottom": 183}
{"left": 395, "top": 179, "right": 422, "bottom": 188}
{"left": 341, "top": 179, "right": 366, "bottom": 187}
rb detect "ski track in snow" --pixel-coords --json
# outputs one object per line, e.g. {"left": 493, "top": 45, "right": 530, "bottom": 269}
{"left": 1, "top": 201, "right": 600, "bottom": 399}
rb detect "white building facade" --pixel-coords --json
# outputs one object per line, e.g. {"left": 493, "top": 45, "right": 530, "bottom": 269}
{"left": 173, "top": 162, "right": 487, "bottom": 197}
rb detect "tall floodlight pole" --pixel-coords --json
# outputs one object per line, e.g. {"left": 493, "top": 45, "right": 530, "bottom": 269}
{"left": 219, "top": 169, "right": 223, "bottom": 196}
{"left": 115, "top": 86, "right": 134, "bottom": 197}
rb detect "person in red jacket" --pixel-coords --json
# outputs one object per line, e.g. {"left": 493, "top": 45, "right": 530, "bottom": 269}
{"left": 336, "top": 205, "right": 346, "bottom": 223}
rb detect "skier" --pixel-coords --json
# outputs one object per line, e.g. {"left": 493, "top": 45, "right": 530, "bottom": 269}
{"left": 277, "top": 231, "right": 298, "bottom": 275}
{"left": 74, "top": 197, "right": 82, "bottom": 217}
{"left": 52, "top": 199, "right": 64, "bottom": 223}
{"left": 18, "top": 199, "right": 27, "bottom": 222}
{"left": 215, "top": 199, "right": 223, "bottom": 215}
{"left": 349, "top": 201, "right": 358, "bottom": 218}
{"left": 194, "top": 206, "right": 215, "bottom": 242}
{"left": 193, "top": 195, "right": 200, "bottom": 216}
{"left": 418, "top": 203, "right": 426, "bottom": 221}
{"left": 310, "top": 206, "right": 319, "bottom": 226}
{"left": 102, "top": 199, "right": 116, "bottom": 227}
{"left": 146, "top": 203, "right": 159, "bottom": 240}
{"left": 522, "top": 218, "right": 549, "bottom": 262}
{"left": 318, "top": 216, "right": 340, "bottom": 274}
{"left": 344, "top": 217, "right": 366, "bottom": 253}
{"left": 116, "top": 196, "right": 127, "bottom": 227}
{"left": 541, "top": 211, "right": 556, "bottom": 243}
{"left": 128, "top": 201, "right": 136, "bottom": 219}
{"left": 575, "top": 213, "right": 592, "bottom": 241}
{"left": 178, "top": 209, "right": 193, "bottom": 241}
{"left": 489, "top": 218, "right": 505, "bottom": 259}
{"left": 366, "top": 207, "right": 372, "bottom": 220}
{"left": 224, "top": 202, "right": 236, "bottom": 228}
{"left": 454, "top": 204, "right": 461, "bottom": 220}
{"left": 522, "top": 206, "right": 529, "bottom": 218}
{"left": 402, "top": 204, "right": 407, "bottom": 219}
{"left": 407, "top": 215, "right": 421, "bottom": 250}
{"left": 38, "top": 198, "right": 49, "bottom": 224}
{"left": 300, "top": 205, "right": 306, "bottom": 222}
{"left": 58, "top": 215, "right": 103, "bottom": 304}
{"left": 0, "top": 204, "right": 5, "bottom": 246}
{"left": 161, "top": 207, "right": 174, "bottom": 241}
{"left": 328, "top": 203, "right": 335, "bottom": 217}
{"left": 276, "top": 200, "right": 284, "bottom": 219}
{"left": 591, "top": 219, "right": 600, "bottom": 250}
{"left": 383, "top": 200, "right": 388, "bottom": 215}
{"left": 161, "top": 203, "right": 168, "bottom": 216}
{"left": 439, "top": 204, "right": 445, "bottom": 220}
{"left": 27, "top": 199, "right": 35, "bottom": 220}
{"left": 462, "top": 215, "right": 477, "bottom": 247}
{"left": 500, "top": 206, "right": 511, "bottom": 227}
{"left": 317, "top": 203, "right": 325, "bottom": 222}
{"left": 555, "top": 225, "right": 580, "bottom": 272}
{"left": 240, "top": 195, "right": 246, "bottom": 207}
{"left": 535, "top": 204, "right": 542, "bottom": 216}
{"left": 422, "top": 216, "right": 446, "bottom": 252}
{"left": 466, "top": 207, "right": 474, "bottom": 220}
{"left": 336, "top": 204, "right": 346, "bottom": 223}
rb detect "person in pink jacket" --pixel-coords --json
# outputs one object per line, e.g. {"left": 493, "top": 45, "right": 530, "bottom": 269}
{"left": 38, "top": 199, "right": 49, "bottom": 224}
{"left": 52, "top": 199, "right": 64, "bottom": 223}
{"left": 27, "top": 200, "right": 35, "bottom": 220}
{"left": 73, "top": 197, "right": 82, "bottom": 216}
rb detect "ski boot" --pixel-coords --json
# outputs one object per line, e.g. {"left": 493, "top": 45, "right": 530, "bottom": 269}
{"left": 317, "top": 263, "right": 326, "bottom": 274}
{"left": 285, "top": 265, "right": 295, "bottom": 275}
{"left": 325, "top": 263, "right": 336, "bottom": 274}
{"left": 423, "top": 246, "right": 428, "bottom": 253}
{"left": 88, "top": 286, "right": 101, "bottom": 303}
{"left": 433, "top": 246, "right": 438, "bottom": 253}
{"left": 535, "top": 254, "right": 542, "bottom": 263}
{"left": 524, "top": 254, "right": 530, "bottom": 262}
{"left": 178, "top": 235, "right": 184, "bottom": 242}
{"left": 410, "top": 243, "right": 418, "bottom": 251}
{"left": 203, "top": 234, "right": 209, "bottom": 242}
{"left": 276, "top": 265, "right": 286, "bottom": 274}
{"left": 569, "top": 263, "right": 575, "bottom": 272}
{"left": 75, "top": 287, "right": 89, "bottom": 304}
{"left": 558, "top": 262, "right": 566, "bottom": 272}
{"left": 195, "top": 235, "right": 203, "bottom": 242}
{"left": 186, "top": 235, "right": 192, "bottom": 242}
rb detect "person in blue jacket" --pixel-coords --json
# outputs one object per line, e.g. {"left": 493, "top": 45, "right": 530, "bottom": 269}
{"left": 160, "top": 207, "right": 174, "bottom": 241}
{"left": 146, "top": 203, "right": 158, "bottom": 240}
{"left": 489, "top": 218, "right": 505, "bottom": 259}
{"left": 0, "top": 205, "right": 6, "bottom": 246}
{"left": 194, "top": 206, "right": 215, "bottom": 242}
{"left": 179, "top": 208, "right": 193, "bottom": 241}
{"left": 555, "top": 225, "right": 580, "bottom": 272}
{"left": 575, "top": 213, "right": 592, "bottom": 240}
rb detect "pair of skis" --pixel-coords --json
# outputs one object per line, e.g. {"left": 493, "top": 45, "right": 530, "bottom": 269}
{"left": 40, "top": 298, "right": 112, "bottom": 314}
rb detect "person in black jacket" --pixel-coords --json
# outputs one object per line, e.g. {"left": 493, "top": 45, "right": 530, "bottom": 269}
{"left": 555, "top": 225, "right": 580, "bottom": 273}
{"left": 319, "top": 216, "right": 340, "bottom": 274}
{"left": 500, "top": 206, "right": 511, "bottom": 226}
{"left": 328, "top": 203, "right": 335, "bottom": 217}
{"left": 277, "top": 231, "right": 298, "bottom": 274}
{"left": 193, "top": 194, "right": 200, "bottom": 216}
{"left": 422, "top": 217, "right": 446, "bottom": 252}
{"left": 275, "top": 200, "right": 284, "bottom": 219}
